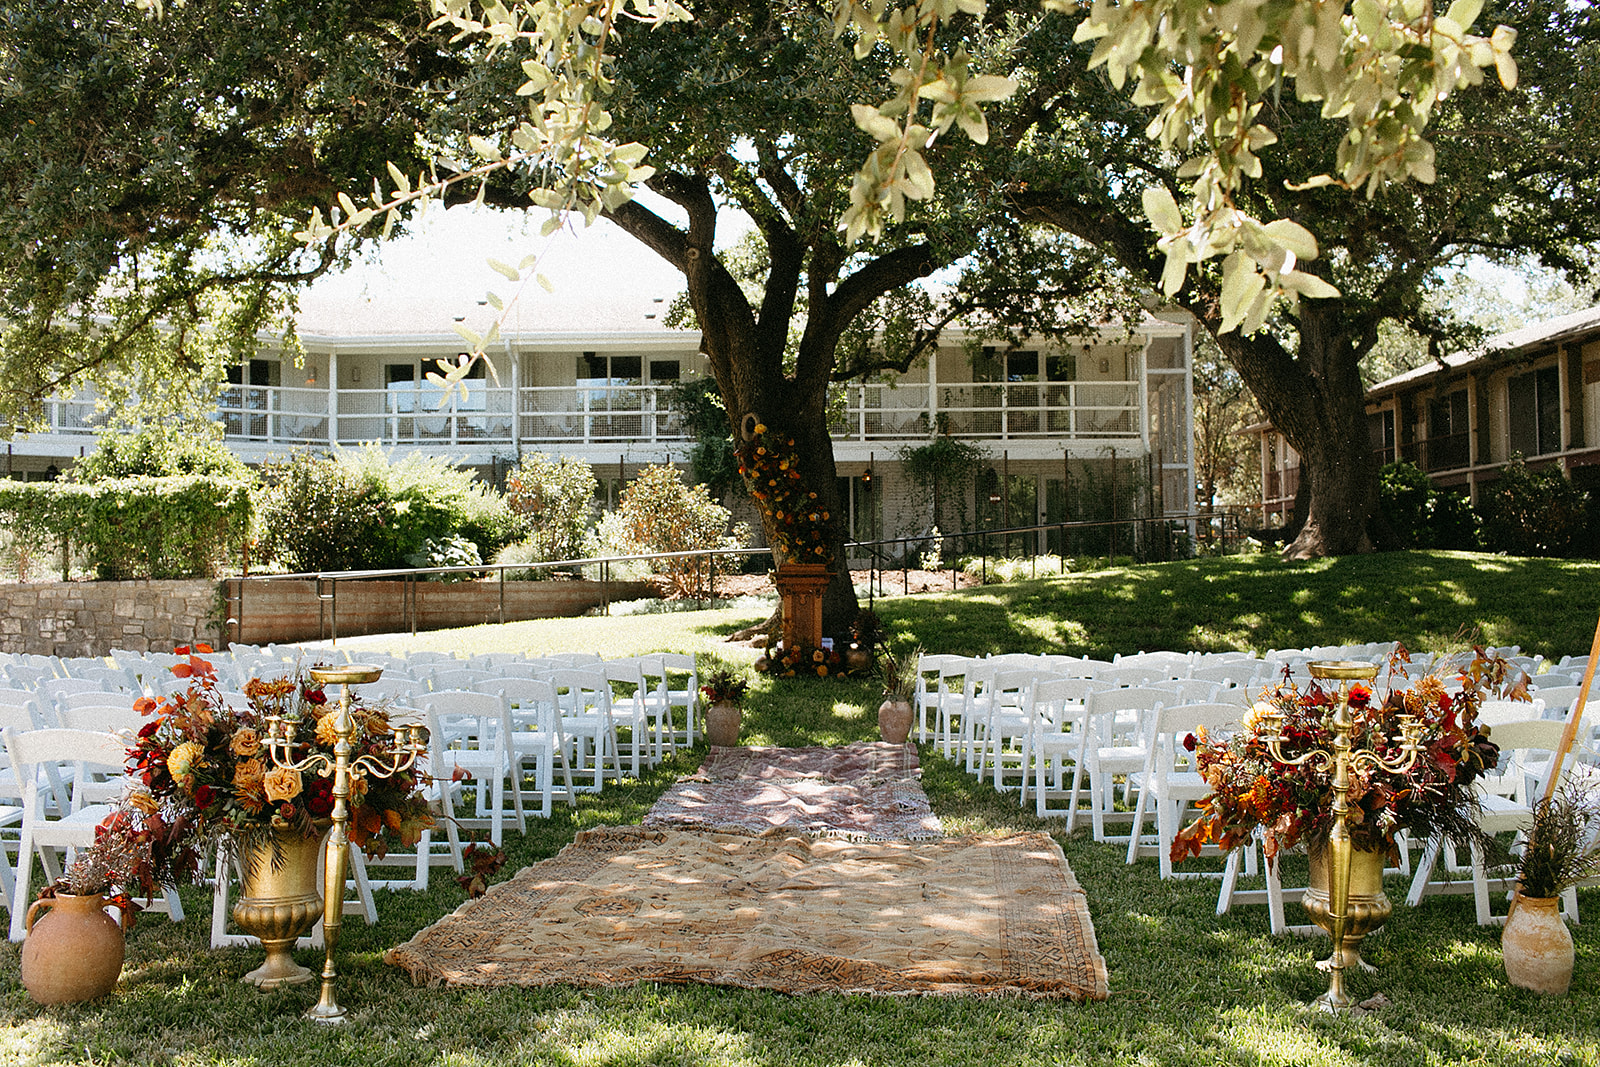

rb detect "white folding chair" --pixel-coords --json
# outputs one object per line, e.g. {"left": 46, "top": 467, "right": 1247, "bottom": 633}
{"left": 5, "top": 727, "right": 184, "bottom": 942}
{"left": 477, "top": 679, "right": 574, "bottom": 816}
{"left": 1125, "top": 701, "right": 1246, "bottom": 879}
{"left": 548, "top": 669, "right": 620, "bottom": 791}
{"left": 914, "top": 653, "right": 967, "bottom": 754}
{"left": 638, "top": 653, "right": 699, "bottom": 750}
{"left": 421, "top": 690, "right": 524, "bottom": 845}
{"left": 1026, "top": 676, "right": 1111, "bottom": 820}
{"left": 970, "top": 668, "right": 1039, "bottom": 791}
{"left": 342, "top": 705, "right": 462, "bottom": 892}
{"left": 1077, "top": 687, "right": 1171, "bottom": 844}
{"left": 599, "top": 659, "right": 655, "bottom": 774}
{"left": 1406, "top": 718, "right": 1581, "bottom": 925}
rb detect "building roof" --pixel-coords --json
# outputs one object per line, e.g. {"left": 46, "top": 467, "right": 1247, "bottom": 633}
{"left": 1367, "top": 304, "right": 1600, "bottom": 394}
{"left": 294, "top": 207, "right": 691, "bottom": 344}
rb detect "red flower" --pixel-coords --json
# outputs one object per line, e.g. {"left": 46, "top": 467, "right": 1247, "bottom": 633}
{"left": 194, "top": 785, "right": 217, "bottom": 809}
{"left": 1183, "top": 732, "right": 1198, "bottom": 752}
{"left": 305, "top": 777, "right": 335, "bottom": 817}
{"left": 304, "top": 688, "right": 327, "bottom": 705}
{"left": 1348, "top": 684, "right": 1371, "bottom": 708}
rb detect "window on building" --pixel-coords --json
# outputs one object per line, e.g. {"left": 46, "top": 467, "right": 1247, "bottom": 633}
{"left": 1369, "top": 409, "right": 1396, "bottom": 466}
{"left": 1006, "top": 350, "right": 1039, "bottom": 382}
{"left": 1508, "top": 365, "right": 1561, "bottom": 457}
{"left": 1426, "top": 389, "right": 1469, "bottom": 470}
{"left": 386, "top": 363, "right": 417, "bottom": 413}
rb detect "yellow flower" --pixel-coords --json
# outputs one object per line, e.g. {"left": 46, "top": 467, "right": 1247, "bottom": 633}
{"left": 128, "top": 790, "right": 158, "bottom": 816}
{"left": 754, "top": 423, "right": 767, "bottom": 434}
{"left": 263, "top": 767, "right": 303, "bottom": 803}
{"left": 316, "top": 711, "right": 342, "bottom": 747}
{"left": 167, "top": 741, "right": 206, "bottom": 789}
{"left": 230, "top": 727, "right": 262, "bottom": 757}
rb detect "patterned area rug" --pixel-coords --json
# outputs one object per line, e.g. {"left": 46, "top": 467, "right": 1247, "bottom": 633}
{"left": 642, "top": 776, "right": 942, "bottom": 840}
{"left": 386, "top": 825, "right": 1109, "bottom": 1000}
{"left": 646, "top": 741, "right": 940, "bottom": 840}
{"left": 693, "top": 741, "right": 920, "bottom": 781}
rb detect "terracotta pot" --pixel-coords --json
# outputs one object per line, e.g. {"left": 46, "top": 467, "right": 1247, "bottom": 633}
{"left": 705, "top": 700, "right": 742, "bottom": 747}
{"left": 20, "top": 892, "right": 129, "bottom": 1005}
{"left": 1502, "top": 891, "right": 1574, "bottom": 994}
{"left": 233, "top": 826, "right": 328, "bottom": 988}
{"left": 878, "top": 698, "right": 915, "bottom": 745}
{"left": 1302, "top": 846, "right": 1392, "bottom": 973}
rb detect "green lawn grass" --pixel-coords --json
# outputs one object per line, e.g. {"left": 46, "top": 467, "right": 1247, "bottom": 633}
{"left": 2, "top": 550, "right": 1597, "bottom": 1066}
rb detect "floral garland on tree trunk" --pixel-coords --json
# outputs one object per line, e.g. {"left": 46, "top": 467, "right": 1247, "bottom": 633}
{"left": 736, "top": 415, "right": 833, "bottom": 567}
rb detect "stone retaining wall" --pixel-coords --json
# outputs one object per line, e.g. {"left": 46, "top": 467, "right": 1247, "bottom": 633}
{"left": 0, "top": 577, "right": 660, "bottom": 656}
{"left": 225, "top": 577, "right": 659, "bottom": 646}
{"left": 0, "top": 580, "right": 220, "bottom": 657}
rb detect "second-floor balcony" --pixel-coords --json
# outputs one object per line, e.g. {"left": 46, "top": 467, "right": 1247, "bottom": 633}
{"left": 33, "top": 377, "right": 1145, "bottom": 452}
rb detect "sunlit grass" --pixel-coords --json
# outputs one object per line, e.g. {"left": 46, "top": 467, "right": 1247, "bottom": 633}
{"left": 5, "top": 550, "right": 1599, "bottom": 1064}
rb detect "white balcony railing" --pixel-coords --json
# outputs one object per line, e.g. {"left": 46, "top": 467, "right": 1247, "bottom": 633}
{"left": 39, "top": 378, "right": 1144, "bottom": 449}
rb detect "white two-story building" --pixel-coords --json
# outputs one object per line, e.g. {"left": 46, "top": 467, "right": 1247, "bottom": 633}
{"left": 5, "top": 215, "right": 1196, "bottom": 556}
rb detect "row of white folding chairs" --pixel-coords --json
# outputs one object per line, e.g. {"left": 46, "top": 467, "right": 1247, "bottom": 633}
{"left": 913, "top": 652, "right": 1259, "bottom": 769}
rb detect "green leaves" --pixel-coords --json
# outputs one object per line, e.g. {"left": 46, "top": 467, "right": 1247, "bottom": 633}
{"left": 836, "top": 3, "right": 1017, "bottom": 243}
{"left": 1082, "top": 0, "right": 1522, "bottom": 331}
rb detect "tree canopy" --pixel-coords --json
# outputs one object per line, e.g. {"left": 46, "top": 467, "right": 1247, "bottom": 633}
{"left": 6, "top": 0, "right": 1596, "bottom": 569}
{"left": 1007, "top": 0, "right": 1600, "bottom": 554}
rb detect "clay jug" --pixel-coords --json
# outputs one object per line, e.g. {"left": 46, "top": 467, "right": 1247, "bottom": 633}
{"left": 20, "top": 893, "right": 128, "bottom": 1005}
{"left": 705, "top": 701, "right": 742, "bottom": 747}
{"left": 878, "top": 699, "right": 915, "bottom": 745}
{"left": 1502, "top": 892, "right": 1574, "bottom": 994}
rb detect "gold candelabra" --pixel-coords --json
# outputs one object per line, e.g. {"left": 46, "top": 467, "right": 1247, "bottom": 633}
{"left": 263, "top": 665, "right": 426, "bottom": 1023}
{"left": 1256, "top": 660, "right": 1425, "bottom": 1012}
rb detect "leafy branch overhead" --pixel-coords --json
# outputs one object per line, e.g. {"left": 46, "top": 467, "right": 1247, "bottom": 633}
{"left": 291, "top": 0, "right": 1519, "bottom": 361}
{"left": 1075, "top": 0, "right": 1519, "bottom": 333}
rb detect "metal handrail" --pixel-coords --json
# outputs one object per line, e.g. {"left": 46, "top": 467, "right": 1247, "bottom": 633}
{"left": 225, "top": 511, "right": 1241, "bottom": 644}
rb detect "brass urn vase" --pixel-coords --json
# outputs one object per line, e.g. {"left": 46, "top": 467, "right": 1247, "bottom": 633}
{"left": 1303, "top": 846, "right": 1392, "bottom": 973}
{"left": 233, "top": 826, "right": 328, "bottom": 988}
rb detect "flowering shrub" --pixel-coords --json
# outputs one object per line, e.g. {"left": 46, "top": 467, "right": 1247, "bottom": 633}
{"left": 1171, "top": 647, "right": 1517, "bottom": 864}
{"left": 56, "top": 646, "right": 435, "bottom": 899}
{"left": 599, "top": 464, "right": 750, "bottom": 597}
{"left": 737, "top": 421, "right": 833, "bottom": 565}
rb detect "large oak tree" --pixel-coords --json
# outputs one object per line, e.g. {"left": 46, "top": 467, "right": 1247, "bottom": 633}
{"left": 1004, "top": 0, "right": 1600, "bottom": 555}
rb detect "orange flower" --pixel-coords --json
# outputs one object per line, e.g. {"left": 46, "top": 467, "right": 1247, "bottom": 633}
{"left": 230, "top": 727, "right": 262, "bottom": 757}
{"left": 233, "top": 757, "right": 265, "bottom": 791}
{"left": 263, "top": 767, "right": 303, "bottom": 803}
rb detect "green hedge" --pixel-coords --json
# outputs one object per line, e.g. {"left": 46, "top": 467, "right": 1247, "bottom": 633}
{"left": 0, "top": 476, "right": 253, "bottom": 580}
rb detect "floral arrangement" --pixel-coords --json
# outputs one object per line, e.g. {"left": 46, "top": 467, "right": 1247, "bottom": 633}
{"left": 1171, "top": 646, "right": 1515, "bottom": 864}
{"left": 756, "top": 639, "right": 864, "bottom": 679}
{"left": 699, "top": 662, "right": 750, "bottom": 706}
{"left": 737, "top": 419, "right": 833, "bottom": 565}
{"left": 849, "top": 608, "right": 885, "bottom": 655}
{"left": 54, "top": 645, "right": 434, "bottom": 900}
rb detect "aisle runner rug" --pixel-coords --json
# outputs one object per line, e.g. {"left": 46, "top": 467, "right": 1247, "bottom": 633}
{"left": 643, "top": 776, "right": 942, "bottom": 840}
{"left": 386, "top": 825, "right": 1109, "bottom": 1000}
{"left": 693, "top": 741, "right": 920, "bottom": 781}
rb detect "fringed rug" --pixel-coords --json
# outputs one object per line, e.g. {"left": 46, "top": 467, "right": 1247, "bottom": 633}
{"left": 386, "top": 825, "right": 1109, "bottom": 1000}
